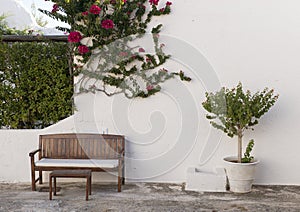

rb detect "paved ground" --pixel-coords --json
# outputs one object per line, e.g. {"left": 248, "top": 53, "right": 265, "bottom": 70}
{"left": 0, "top": 182, "right": 299, "bottom": 212}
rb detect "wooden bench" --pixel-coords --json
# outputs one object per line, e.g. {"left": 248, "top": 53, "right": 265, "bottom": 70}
{"left": 29, "top": 133, "right": 125, "bottom": 192}
{"left": 49, "top": 170, "right": 92, "bottom": 201}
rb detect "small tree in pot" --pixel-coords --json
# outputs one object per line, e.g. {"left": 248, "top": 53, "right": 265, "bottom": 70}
{"left": 202, "top": 82, "right": 278, "bottom": 192}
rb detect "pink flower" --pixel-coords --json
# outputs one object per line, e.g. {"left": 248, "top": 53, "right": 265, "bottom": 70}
{"left": 78, "top": 45, "right": 89, "bottom": 54}
{"left": 119, "top": 52, "right": 128, "bottom": 57}
{"left": 159, "top": 8, "right": 164, "bottom": 12}
{"left": 166, "top": 1, "right": 172, "bottom": 6}
{"left": 122, "top": 0, "right": 127, "bottom": 3}
{"left": 89, "top": 5, "right": 101, "bottom": 15}
{"left": 138, "top": 48, "right": 145, "bottom": 52}
{"left": 51, "top": 4, "right": 59, "bottom": 13}
{"left": 101, "top": 19, "right": 114, "bottom": 29}
{"left": 149, "top": 0, "right": 159, "bottom": 5}
{"left": 82, "top": 11, "right": 89, "bottom": 16}
{"left": 147, "top": 85, "right": 154, "bottom": 91}
{"left": 68, "top": 31, "right": 82, "bottom": 43}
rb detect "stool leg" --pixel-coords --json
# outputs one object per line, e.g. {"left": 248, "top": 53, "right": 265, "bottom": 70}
{"left": 54, "top": 177, "right": 57, "bottom": 196}
{"left": 86, "top": 177, "right": 89, "bottom": 201}
{"left": 49, "top": 176, "right": 52, "bottom": 200}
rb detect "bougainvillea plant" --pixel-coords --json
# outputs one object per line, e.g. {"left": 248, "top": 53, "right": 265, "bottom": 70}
{"left": 40, "top": 0, "right": 191, "bottom": 98}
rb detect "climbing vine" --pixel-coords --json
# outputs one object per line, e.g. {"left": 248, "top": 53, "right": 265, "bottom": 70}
{"left": 40, "top": 0, "right": 191, "bottom": 98}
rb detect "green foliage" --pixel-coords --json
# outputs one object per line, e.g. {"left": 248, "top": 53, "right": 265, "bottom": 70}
{"left": 202, "top": 82, "right": 278, "bottom": 138}
{"left": 202, "top": 82, "right": 278, "bottom": 163}
{"left": 0, "top": 42, "right": 73, "bottom": 129}
{"left": 39, "top": 0, "right": 191, "bottom": 98}
{"left": 241, "top": 139, "right": 254, "bottom": 163}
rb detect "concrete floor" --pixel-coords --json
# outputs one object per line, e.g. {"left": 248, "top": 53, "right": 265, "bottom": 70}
{"left": 0, "top": 182, "right": 300, "bottom": 212}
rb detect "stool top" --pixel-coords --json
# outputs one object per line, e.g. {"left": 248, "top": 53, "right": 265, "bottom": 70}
{"left": 50, "top": 170, "right": 91, "bottom": 177}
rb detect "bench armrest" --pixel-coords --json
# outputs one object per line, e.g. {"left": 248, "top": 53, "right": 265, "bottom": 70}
{"left": 29, "top": 149, "right": 41, "bottom": 157}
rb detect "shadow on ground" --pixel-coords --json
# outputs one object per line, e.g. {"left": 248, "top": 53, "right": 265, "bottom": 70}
{"left": 0, "top": 182, "right": 299, "bottom": 211}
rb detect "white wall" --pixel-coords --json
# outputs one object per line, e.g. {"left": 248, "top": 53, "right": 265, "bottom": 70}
{"left": 1, "top": 0, "right": 300, "bottom": 186}
{"left": 0, "top": 0, "right": 36, "bottom": 30}
{"left": 0, "top": 0, "right": 65, "bottom": 34}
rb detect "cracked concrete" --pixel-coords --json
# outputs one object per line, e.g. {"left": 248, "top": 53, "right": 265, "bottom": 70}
{"left": 0, "top": 182, "right": 299, "bottom": 211}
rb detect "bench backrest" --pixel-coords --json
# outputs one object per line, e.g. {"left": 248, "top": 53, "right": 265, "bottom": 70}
{"left": 39, "top": 133, "right": 125, "bottom": 159}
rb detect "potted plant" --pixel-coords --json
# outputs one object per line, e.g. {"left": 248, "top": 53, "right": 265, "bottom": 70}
{"left": 202, "top": 82, "right": 278, "bottom": 193}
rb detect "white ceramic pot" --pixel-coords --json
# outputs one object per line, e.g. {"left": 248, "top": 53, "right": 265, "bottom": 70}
{"left": 223, "top": 156, "right": 260, "bottom": 193}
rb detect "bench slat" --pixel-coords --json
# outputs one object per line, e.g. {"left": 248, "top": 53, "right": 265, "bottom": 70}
{"left": 42, "top": 134, "right": 124, "bottom": 159}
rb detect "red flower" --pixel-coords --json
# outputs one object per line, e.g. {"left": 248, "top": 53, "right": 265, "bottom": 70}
{"left": 82, "top": 11, "right": 89, "bottom": 16}
{"left": 138, "top": 48, "right": 145, "bottom": 52}
{"left": 78, "top": 45, "right": 89, "bottom": 54}
{"left": 101, "top": 19, "right": 114, "bottom": 29}
{"left": 166, "top": 1, "right": 172, "bottom": 6}
{"left": 149, "top": 0, "right": 159, "bottom": 5}
{"left": 89, "top": 5, "right": 101, "bottom": 15}
{"left": 51, "top": 4, "right": 59, "bottom": 13}
{"left": 147, "top": 85, "right": 154, "bottom": 91}
{"left": 68, "top": 31, "right": 82, "bottom": 43}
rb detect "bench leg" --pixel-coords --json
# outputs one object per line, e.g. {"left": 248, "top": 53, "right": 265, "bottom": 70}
{"left": 118, "top": 160, "right": 123, "bottom": 192}
{"left": 39, "top": 171, "right": 43, "bottom": 184}
{"left": 122, "top": 165, "right": 125, "bottom": 185}
{"left": 118, "top": 166, "right": 122, "bottom": 192}
{"left": 89, "top": 175, "right": 92, "bottom": 195}
{"left": 118, "top": 176, "right": 121, "bottom": 192}
{"left": 31, "top": 169, "right": 36, "bottom": 191}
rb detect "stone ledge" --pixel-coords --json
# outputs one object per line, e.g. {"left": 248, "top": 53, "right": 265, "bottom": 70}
{"left": 186, "top": 167, "right": 227, "bottom": 192}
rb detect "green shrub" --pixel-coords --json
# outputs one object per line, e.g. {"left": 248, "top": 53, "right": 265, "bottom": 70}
{"left": 0, "top": 41, "right": 73, "bottom": 129}
{"left": 202, "top": 82, "right": 278, "bottom": 163}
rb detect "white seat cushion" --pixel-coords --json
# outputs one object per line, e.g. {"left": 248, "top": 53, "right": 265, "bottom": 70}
{"left": 35, "top": 158, "right": 119, "bottom": 169}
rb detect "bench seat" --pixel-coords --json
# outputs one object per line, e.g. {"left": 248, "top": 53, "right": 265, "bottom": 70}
{"left": 36, "top": 158, "right": 119, "bottom": 169}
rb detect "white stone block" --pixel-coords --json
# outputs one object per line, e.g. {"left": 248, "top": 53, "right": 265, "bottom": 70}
{"left": 185, "top": 167, "right": 227, "bottom": 192}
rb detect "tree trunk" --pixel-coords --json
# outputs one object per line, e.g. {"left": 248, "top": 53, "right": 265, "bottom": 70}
{"left": 237, "top": 128, "right": 243, "bottom": 163}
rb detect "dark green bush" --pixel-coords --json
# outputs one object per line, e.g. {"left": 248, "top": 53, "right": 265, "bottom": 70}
{"left": 0, "top": 42, "right": 73, "bottom": 129}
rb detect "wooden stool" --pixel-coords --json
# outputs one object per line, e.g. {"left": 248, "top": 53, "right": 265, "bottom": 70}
{"left": 49, "top": 170, "right": 92, "bottom": 201}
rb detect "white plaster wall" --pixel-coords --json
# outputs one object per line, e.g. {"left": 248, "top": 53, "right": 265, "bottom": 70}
{"left": 0, "top": 117, "right": 76, "bottom": 182}
{"left": 0, "top": 0, "right": 37, "bottom": 30}
{"left": 0, "top": 0, "right": 65, "bottom": 34}
{"left": 1, "top": 0, "right": 300, "bottom": 186}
